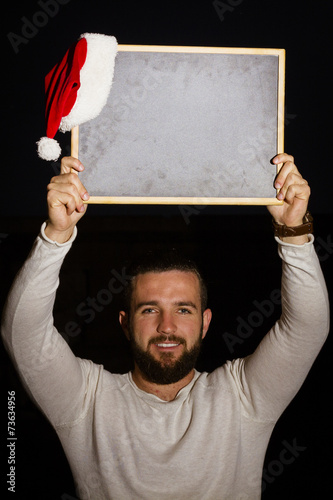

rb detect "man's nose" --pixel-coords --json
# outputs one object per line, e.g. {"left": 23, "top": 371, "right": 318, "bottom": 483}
{"left": 157, "top": 312, "right": 176, "bottom": 335}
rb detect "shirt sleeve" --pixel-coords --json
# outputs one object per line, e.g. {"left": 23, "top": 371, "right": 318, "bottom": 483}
{"left": 231, "top": 235, "right": 330, "bottom": 422}
{"left": 1, "top": 223, "right": 101, "bottom": 428}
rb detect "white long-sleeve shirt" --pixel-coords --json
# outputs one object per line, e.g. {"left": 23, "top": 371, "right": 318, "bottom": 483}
{"left": 1, "top": 224, "right": 329, "bottom": 500}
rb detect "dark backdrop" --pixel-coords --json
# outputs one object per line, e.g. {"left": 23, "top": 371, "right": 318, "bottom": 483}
{"left": 1, "top": 1, "right": 332, "bottom": 499}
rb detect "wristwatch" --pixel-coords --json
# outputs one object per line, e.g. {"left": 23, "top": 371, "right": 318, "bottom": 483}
{"left": 272, "top": 211, "right": 313, "bottom": 238}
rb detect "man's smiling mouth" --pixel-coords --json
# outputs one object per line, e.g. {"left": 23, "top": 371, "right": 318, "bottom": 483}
{"left": 156, "top": 343, "right": 180, "bottom": 348}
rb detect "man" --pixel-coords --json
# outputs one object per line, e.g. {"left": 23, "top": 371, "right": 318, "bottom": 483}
{"left": 1, "top": 153, "right": 329, "bottom": 499}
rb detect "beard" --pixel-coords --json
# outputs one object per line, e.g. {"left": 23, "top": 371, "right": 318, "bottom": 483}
{"left": 129, "top": 327, "right": 203, "bottom": 385}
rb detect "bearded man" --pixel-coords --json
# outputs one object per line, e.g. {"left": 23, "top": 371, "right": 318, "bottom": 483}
{"left": 2, "top": 154, "right": 329, "bottom": 500}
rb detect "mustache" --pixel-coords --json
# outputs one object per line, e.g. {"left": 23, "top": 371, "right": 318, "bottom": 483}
{"left": 148, "top": 335, "right": 186, "bottom": 346}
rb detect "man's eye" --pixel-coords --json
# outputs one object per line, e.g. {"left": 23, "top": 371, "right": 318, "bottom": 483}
{"left": 179, "top": 308, "right": 190, "bottom": 314}
{"left": 142, "top": 308, "right": 156, "bottom": 314}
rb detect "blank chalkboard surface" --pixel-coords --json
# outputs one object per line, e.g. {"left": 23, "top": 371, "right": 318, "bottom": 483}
{"left": 73, "top": 45, "right": 285, "bottom": 205}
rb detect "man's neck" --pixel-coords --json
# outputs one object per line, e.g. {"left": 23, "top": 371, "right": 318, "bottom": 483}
{"left": 131, "top": 367, "right": 195, "bottom": 402}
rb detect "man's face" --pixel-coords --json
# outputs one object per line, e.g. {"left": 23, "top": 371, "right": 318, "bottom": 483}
{"left": 119, "top": 270, "right": 212, "bottom": 385}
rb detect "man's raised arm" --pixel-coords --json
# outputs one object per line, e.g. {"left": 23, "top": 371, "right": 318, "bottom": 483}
{"left": 1, "top": 157, "right": 96, "bottom": 428}
{"left": 233, "top": 154, "right": 329, "bottom": 422}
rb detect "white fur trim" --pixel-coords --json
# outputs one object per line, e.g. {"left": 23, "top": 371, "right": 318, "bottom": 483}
{"left": 59, "top": 33, "right": 118, "bottom": 132}
{"left": 37, "top": 137, "right": 61, "bottom": 161}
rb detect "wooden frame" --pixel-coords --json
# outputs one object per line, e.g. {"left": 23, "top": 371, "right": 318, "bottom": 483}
{"left": 72, "top": 45, "right": 285, "bottom": 205}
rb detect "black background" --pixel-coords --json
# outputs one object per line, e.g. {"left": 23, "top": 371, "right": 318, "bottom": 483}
{"left": 1, "top": 1, "right": 332, "bottom": 499}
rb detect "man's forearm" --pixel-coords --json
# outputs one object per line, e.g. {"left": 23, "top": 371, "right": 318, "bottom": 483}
{"left": 241, "top": 235, "right": 329, "bottom": 422}
{"left": 1, "top": 223, "right": 84, "bottom": 426}
{"left": 1, "top": 223, "right": 76, "bottom": 358}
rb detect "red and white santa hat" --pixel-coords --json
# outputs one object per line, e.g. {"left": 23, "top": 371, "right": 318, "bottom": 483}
{"left": 37, "top": 33, "right": 118, "bottom": 161}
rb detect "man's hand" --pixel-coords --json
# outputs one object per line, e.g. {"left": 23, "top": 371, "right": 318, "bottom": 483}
{"left": 45, "top": 156, "right": 89, "bottom": 243}
{"left": 268, "top": 153, "right": 311, "bottom": 244}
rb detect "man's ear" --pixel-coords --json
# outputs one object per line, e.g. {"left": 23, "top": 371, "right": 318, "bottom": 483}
{"left": 202, "top": 308, "right": 212, "bottom": 340}
{"left": 119, "top": 311, "right": 130, "bottom": 340}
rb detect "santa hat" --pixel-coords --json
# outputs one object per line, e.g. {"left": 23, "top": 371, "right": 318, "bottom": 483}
{"left": 37, "top": 33, "right": 118, "bottom": 161}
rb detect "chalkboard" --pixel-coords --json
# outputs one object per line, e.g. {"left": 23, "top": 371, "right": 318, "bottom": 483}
{"left": 73, "top": 45, "right": 285, "bottom": 205}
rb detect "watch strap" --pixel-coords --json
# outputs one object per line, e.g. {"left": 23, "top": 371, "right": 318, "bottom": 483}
{"left": 272, "top": 211, "right": 313, "bottom": 238}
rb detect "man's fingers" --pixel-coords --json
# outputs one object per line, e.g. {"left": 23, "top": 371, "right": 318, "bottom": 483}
{"left": 272, "top": 153, "right": 295, "bottom": 167}
{"left": 276, "top": 172, "right": 308, "bottom": 201}
{"left": 268, "top": 153, "right": 310, "bottom": 231}
{"left": 282, "top": 181, "right": 311, "bottom": 205}
{"left": 47, "top": 186, "right": 86, "bottom": 214}
{"left": 49, "top": 172, "right": 89, "bottom": 202}
{"left": 272, "top": 154, "right": 309, "bottom": 200}
{"left": 273, "top": 155, "right": 299, "bottom": 188}
{"left": 45, "top": 157, "right": 88, "bottom": 242}
{"left": 60, "top": 156, "right": 85, "bottom": 175}
{"left": 47, "top": 175, "right": 88, "bottom": 213}
{"left": 274, "top": 161, "right": 297, "bottom": 189}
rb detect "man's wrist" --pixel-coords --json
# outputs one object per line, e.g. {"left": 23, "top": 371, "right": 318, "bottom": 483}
{"left": 272, "top": 211, "right": 313, "bottom": 244}
{"left": 44, "top": 222, "right": 75, "bottom": 244}
{"left": 278, "top": 234, "right": 310, "bottom": 245}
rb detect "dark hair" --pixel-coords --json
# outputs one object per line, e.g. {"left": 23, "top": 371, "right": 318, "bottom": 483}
{"left": 122, "top": 247, "right": 208, "bottom": 314}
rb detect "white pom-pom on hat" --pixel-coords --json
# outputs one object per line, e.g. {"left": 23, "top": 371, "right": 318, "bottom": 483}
{"left": 37, "top": 33, "right": 118, "bottom": 161}
{"left": 37, "top": 137, "right": 62, "bottom": 161}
